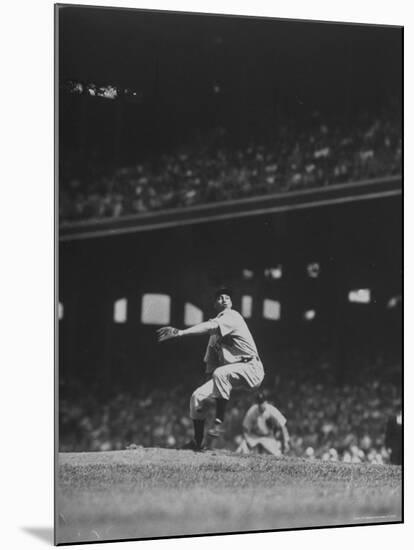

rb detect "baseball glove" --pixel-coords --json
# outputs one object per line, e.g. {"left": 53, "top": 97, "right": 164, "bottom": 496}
{"left": 156, "top": 326, "right": 180, "bottom": 342}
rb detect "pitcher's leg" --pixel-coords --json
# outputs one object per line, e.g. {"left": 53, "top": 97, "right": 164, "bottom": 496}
{"left": 208, "top": 365, "right": 243, "bottom": 437}
{"left": 212, "top": 362, "right": 264, "bottom": 399}
{"left": 208, "top": 363, "right": 263, "bottom": 439}
{"left": 187, "top": 379, "right": 219, "bottom": 449}
{"left": 189, "top": 379, "right": 217, "bottom": 420}
{"left": 212, "top": 364, "right": 247, "bottom": 399}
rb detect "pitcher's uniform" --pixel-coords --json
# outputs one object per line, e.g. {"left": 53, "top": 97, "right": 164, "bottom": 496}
{"left": 190, "top": 308, "right": 264, "bottom": 419}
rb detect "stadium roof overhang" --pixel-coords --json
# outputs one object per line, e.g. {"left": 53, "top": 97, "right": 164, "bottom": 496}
{"left": 59, "top": 176, "right": 401, "bottom": 242}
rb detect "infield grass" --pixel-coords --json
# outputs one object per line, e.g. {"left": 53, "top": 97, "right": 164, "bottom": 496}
{"left": 56, "top": 448, "right": 402, "bottom": 544}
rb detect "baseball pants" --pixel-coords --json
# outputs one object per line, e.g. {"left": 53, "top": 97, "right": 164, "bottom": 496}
{"left": 190, "top": 359, "right": 264, "bottom": 420}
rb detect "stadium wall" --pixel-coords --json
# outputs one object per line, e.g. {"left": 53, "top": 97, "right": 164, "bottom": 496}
{"left": 58, "top": 188, "right": 402, "bottom": 390}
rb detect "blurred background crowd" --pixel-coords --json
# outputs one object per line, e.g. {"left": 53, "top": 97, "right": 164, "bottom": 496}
{"left": 59, "top": 109, "right": 401, "bottom": 223}
{"left": 59, "top": 352, "right": 401, "bottom": 465}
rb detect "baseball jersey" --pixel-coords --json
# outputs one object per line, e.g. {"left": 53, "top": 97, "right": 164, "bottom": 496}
{"left": 243, "top": 403, "right": 286, "bottom": 436}
{"left": 204, "top": 308, "right": 259, "bottom": 372}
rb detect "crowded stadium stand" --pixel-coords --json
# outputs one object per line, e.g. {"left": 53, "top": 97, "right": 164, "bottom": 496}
{"left": 59, "top": 350, "right": 401, "bottom": 463}
{"left": 59, "top": 107, "right": 401, "bottom": 223}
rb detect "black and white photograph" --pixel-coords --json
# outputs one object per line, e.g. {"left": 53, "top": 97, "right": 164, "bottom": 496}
{"left": 56, "top": 3, "right": 402, "bottom": 545}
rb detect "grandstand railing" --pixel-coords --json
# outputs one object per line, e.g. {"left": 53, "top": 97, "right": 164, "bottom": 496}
{"left": 59, "top": 175, "right": 401, "bottom": 241}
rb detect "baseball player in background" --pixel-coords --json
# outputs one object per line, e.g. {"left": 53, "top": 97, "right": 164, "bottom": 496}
{"left": 385, "top": 408, "right": 402, "bottom": 465}
{"left": 157, "top": 288, "right": 265, "bottom": 451}
{"left": 237, "top": 393, "right": 290, "bottom": 456}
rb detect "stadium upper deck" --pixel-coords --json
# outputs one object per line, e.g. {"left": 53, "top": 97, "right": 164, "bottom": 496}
{"left": 59, "top": 110, "right": 401, "bottom": 231}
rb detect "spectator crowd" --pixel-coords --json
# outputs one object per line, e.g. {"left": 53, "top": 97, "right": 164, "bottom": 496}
{"left": 59, "top": 357, "right": 401, "bottom": 465}
{"left": 60, "top": 110, "right": 401, "bottom": 223}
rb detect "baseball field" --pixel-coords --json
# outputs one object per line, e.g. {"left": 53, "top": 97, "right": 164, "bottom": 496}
{"left": 56, "top": 448, "right": 402, "bottom": 545}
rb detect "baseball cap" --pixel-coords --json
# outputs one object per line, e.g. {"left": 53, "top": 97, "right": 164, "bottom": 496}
{"left": 214, "top": 287, "right": 233, "bottom": 300}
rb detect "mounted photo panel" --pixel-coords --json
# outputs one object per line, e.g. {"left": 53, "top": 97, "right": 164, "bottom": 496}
{"left": 56, "top": 4, "right": 402, "bottom": 545}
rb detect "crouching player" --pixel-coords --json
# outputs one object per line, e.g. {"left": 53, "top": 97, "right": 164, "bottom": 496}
{"left": 237, "top": 393, "right": 290, "bottom": 456}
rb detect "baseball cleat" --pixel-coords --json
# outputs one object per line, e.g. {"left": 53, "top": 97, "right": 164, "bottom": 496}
{"left": 207, "top": 420, "right": 225, "bottom": 438}
{"left": 180, "top": 439, "right": 206, "bottom": 452}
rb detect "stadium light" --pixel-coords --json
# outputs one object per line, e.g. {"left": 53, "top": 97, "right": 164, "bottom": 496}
{"left": 307, "top": 262, "right": 320, "bottom": 278}
{"left": 387, "top": 295, "right": 402, "bottom": 309}
{"left": 141, "top": 294, "right": 171, "bottom": 325}
{"left": 242, "top": 296, "right": 253, "bottom": 318}
{"left": 114, "top": 298, "right": 127, "bottom": 323}
{"left": 264, "top": 266, "right": 282, "bottom": 279}
{"left": 184, "top": 303, "right": 203, "bottom": 325}
{"left": 242, "top": 269, "right": 254, "bottom": 280}
{"left": 263, "top": 299, "right": 281, "bottom": 320}
{"left": 304, "top": 310, "right": 316, "bottom": 320}
{"left": 348, "top": 289, "right": 371, "bottom": 304}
